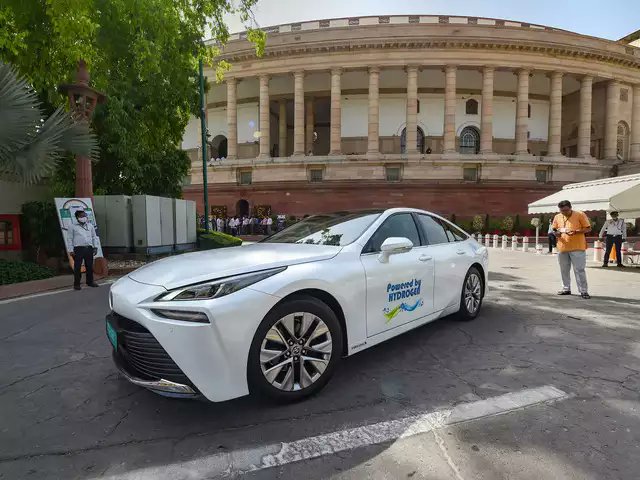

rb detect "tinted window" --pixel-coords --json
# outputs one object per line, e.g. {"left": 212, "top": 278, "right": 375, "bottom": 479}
{"left": 263, "top": 211, "right": 381, "bottom": 246}
{"left": 416, "top": 215, "right": 449, "bottom": 245}
{"left": 439, "top": 219, "right": 468, "bottom": 242}
{"left": 365, "top": 214, "right": 420, "bottom": 253}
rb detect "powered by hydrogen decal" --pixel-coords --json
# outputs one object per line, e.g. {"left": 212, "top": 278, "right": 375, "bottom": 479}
{"left": 383, "top": 278, "right": 424, "bottom": 322}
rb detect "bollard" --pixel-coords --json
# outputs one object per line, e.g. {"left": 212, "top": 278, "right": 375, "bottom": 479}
{"left": 522, "top": 236, "right": 529, "bottom": 252}
{"left": 501, "top": 234, "right": 508, "bottom": 250}
{"left": 511, "top": 235, "right": 518, "bottom": 251}
{"left": 593, "top": 240, "right": 603, "bottom": 263}
{"left": 492, "top": 234, "right": 499, "bottom": 248}
{"left": 552, "top": 246, "right": 558, "bottom": 254}
{"left": 485, "top": 234, "right": 491, "bottom": 246}
{"left": 622, "top": 241, "right": 629, "bottom": 265}
{"left": 535, "top": 243, "right": 543, "bottom": 255}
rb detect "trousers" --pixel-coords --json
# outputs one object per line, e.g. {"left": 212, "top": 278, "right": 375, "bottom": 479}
{"left": 73, "top": 246, "right": 94, "bottom": 286}
{"left": 603, "top": 235, "right": 623, "bottom": 265}
{"left": 558, "top": 250, "right": 588, "bottom": 294}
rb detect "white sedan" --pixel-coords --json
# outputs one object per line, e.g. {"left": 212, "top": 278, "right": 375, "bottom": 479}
{"left": 106, "top": 208, "right": 488, "bottom": 402}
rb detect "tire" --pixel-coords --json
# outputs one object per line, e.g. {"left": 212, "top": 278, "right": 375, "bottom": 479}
{"left": 455, "top": 267, "right": 484, "bottom": 321}
{"left": 247, "top": 295, "right": 343, "bottom": 402}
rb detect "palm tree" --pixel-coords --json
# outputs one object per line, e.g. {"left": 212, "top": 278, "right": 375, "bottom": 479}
{"left": 0, "top": 62, "right": 98, "bottom": 184}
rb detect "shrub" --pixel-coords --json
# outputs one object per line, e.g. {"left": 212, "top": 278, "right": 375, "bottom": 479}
{"left": 501, "top": 215, "right": 515, "bottom": 232}
{"left": 198, "top": 231, "right": 242, "bottom": 250}
{"left": 21, "top": 201, "right": 65, "bottom": 261}
{"left": 0, "top": 259, "right": 55, "bottom": 285}
{"left": 472, "top": 214, "right": 485, "bottom": 233}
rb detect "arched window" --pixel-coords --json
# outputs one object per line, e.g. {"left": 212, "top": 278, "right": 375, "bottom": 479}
{"left": 459, "top": 126, "right": 480, "bottom": 154}
{"left": 209, "top": 134, "right": 228, "bottom": 160}
{"left": 465, "top": 99, "right": 478, "bottom": 115}
{"left": 617, "top": 121, "right": 630, "bottom": 160}
{"left": 400, "top": 126, "right": 425, "bottom": 153}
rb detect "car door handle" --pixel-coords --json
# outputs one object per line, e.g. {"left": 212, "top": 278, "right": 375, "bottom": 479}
{"left": 456, "top": 250, "right": 466, "bottom": 255}
{"left": 419, "top": 255, "right": 433, "bottom": 262}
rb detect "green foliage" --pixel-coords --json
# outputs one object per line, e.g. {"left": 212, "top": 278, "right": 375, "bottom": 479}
{"left": 501, "top": 215, "right": 515, "bottom": 232}
{"left": 198, "top": 230, "right": 242, "bottom": 249}
{"left": 1, "top": 0, "right": 264, "bottom": 196}
{"left": 472, "top": 214, "right": 485, "bottom": 232}
{"left": 0, "top": 259, "right": 55, "bottom": 285}
{"left": 20, "top": 201, "right": 65, "bottom": 259}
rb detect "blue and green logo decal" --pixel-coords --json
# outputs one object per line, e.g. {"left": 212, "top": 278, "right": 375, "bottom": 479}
{"left": 383, "top": 278, "right": 424, "bottom": 322}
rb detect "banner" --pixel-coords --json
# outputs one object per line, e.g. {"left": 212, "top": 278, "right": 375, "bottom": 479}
{"left": 54, "top": 198, "right": 104, "bottom": 259}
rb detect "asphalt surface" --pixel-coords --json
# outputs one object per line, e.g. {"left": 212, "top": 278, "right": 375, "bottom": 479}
{"left": 1, "top": 251, "right": 639, "bottom": 479}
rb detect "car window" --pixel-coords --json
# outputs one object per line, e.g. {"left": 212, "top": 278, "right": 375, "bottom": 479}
{"left": 416, "top": 214, "right": 449, "bottom": 245}
{"left": 439, "top": 219, "right": 468, "bottom": 242}
{"left": 364, "top": 213, "right": 420, "bottom": 253}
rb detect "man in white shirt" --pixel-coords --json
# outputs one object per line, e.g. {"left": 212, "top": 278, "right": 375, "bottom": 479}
{"left": 68, "top": 210, "right": 99, "bottom": 290}
{"left": 599, "top": 211, "right": 626, "bottom": 268}
{"left": 266, "top": 216, "right": 273, "bottom": 235}
{"left": 216, "top": 217, "right": 223, "bottom": 232}
{"left": 242, "top": 217, "right": 250, "bottom": 235}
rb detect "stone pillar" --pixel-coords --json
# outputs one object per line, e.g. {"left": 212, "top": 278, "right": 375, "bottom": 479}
{"left": 515, "top": 69, "right": 530, "bottom": 155}
{"left": 443, "top": 65, "right": 457, "bottom": 154}
{"left": 577, "top": 75, "right": 593, "bottom": 158}
{"left": 305, "top": 97, "right": 314, "bottom": 155}
{"left": 330, "top": 68, "right": 342, "bottom": 155}
{"left": 226, "top": 78, "right": 237, "bottom": 160}
{"left": 604, "top": 80, "right": 620, "bottom": 160}
{"left": 631, "top": 85, "right": 640, "bottom": 161}
{"left": 547, "top": 72, "right": 563, "bottom": 157}
{"left": 480, "top": 66, "right": 494, "bottom": 154}
{"left": 368, "top": 67, "right": 380, "bottom": 155}
{"left": 293, "top": 71, "right": 305, "bottom": 155}
{"left": 278, "top": 99, "right": 287, "bottom": 157}
{"left": 258, "top": 75, "right": 270, "bottom": 158}
{"left": 405, "top": 65, "right": 419, "bottom": 154}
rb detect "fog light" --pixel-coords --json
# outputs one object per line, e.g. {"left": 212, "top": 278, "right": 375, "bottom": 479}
{"left": 151, "top": 309, "right": 209, "bottom": 323}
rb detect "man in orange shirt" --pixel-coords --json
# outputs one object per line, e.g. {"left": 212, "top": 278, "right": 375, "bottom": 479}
{"left": 551, "top": 200, "right": 592, "bottom": 299}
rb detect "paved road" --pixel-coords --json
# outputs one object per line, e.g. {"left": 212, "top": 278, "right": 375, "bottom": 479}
{"left": 1, "top": 251, "right": 639, "bottom": 479}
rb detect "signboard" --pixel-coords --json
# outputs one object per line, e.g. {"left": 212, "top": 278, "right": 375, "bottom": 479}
{"left": 54, "top": 198, "right": 104, "bottom": 259}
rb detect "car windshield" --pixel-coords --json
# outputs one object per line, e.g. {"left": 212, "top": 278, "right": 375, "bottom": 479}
{"left": 262, "top": 211, "right": 382, "bottom": 246}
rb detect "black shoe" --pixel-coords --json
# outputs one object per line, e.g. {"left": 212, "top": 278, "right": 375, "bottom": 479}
{"left": 87, "top": 283, "right": 100, "bottom": 288}
{"left": 601, "top": 264, "right": 608, "bottom": 268}
{"left": 581, "top": 293, "right": 591, "bottom": 299}
{"left": 617, "top": 264, "right": 625, "bottom": 268}
{"left": 557, "top": 290, "right": 571, "bottom": 295}
{"left": 73, "top": 285, "right": 81, "bottom": 290}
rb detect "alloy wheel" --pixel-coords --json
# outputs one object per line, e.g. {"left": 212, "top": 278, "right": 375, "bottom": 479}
{"left": 260, "top": 312, "right": 333, "bottom": 391}
{"left": 464, "top": 273, "right": 482, "bottom": 314}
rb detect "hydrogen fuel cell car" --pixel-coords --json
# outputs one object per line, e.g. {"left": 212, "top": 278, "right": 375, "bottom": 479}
{"left": 106, "top": 208, "right": 488, "bottom": 402}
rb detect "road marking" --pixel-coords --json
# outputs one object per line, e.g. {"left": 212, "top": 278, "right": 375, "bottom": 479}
{"left": 0, "top": 280, "right": 114, "bottom": 305}
{"left": 96, "top": 385, "right": 568, "bottom": 479}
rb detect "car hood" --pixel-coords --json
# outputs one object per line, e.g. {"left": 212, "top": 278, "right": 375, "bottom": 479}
{"left": 128, "top": 243, "right": 341, "bottom": 290}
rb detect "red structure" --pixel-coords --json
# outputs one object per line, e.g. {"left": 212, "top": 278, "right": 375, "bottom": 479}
{"left": 0, "top": 214, "right": 21, "bottom": 252}
{"left": 58, "top": 60, "right": 105, "bottom": 198}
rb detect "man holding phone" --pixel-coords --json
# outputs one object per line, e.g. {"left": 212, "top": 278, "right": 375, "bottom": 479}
{"left": 552, "top": 200, "right": 592, "bottom": 299}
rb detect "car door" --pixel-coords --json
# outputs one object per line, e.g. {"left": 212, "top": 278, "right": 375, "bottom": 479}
{"left": 360, "top": 213, "right": 436, "bottom": 337}
{"left": 414, "top": 214, "right": 467, "bottom": 312}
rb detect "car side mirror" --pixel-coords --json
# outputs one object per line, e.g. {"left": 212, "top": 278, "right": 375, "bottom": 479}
{"left": 378, "top": 237, "right": 413, "bottom": 263}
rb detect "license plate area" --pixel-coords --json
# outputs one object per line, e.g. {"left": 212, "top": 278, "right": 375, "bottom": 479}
{"left": 106, "top": 320, "right": 118, "bottom": 351}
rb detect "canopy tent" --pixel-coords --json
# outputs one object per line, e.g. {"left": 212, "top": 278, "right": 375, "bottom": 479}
{"left": 528, "top": 173, "right": 640, "bottom": 218}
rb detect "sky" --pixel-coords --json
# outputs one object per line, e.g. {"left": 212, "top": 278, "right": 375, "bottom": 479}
{"left": 224, "top": 0, "right": 639, "bottom": 41}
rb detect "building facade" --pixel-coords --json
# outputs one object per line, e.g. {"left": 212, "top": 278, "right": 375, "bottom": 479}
{"left": 182, "top": 15, "right": 640, "bottom": 219}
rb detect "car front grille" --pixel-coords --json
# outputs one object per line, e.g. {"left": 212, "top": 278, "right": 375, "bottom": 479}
{"left": 108, "top": 312, "right": 194, "bottom": 387}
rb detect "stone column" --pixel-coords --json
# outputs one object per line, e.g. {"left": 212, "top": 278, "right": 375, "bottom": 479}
{"left": 577, "top": 75, "right": 593, "bottom": 158}
{"left": 547, "top": 72, "right": 563, "bottom": 157}
{"left": 631, "top": 85, "right": 640, "bottom": 161}
{"left": 480, "top": 66, "right": 494, "bottom": 154}
{"left": 405, "top": 65, "right": 419, "bottom": 154}
{"left": 604, "top": 80, "right": 620, "bottom": 160}
{"left": 515, "top": 69, "right": 530, "bottom": 155}
{"left": 226, "top": 78, "right": 237, "bottom": 160}
{"left": 330, "top": 68, "right": 342, "bottom": 155}
{"left": 368, "top": 67, "right": 380, "bottom": 155}
{"left": 293, "top": 71, "right": 305, "bottom": 155}
{"left": 278, "top": 99, "right": 287, "bottom": 157}
{"left": 305, "top": 97, "right": 314, "bottom": 155}
{"left": 258, "top": 75, "right": 270, "bottom": 158}
{"left": 443, "top": 65, "right": 457, "bottom": 154}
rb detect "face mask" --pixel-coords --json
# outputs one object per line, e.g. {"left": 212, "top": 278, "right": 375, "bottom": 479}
{"left": 78, "top": 217, "right": 87, "bottom": 224}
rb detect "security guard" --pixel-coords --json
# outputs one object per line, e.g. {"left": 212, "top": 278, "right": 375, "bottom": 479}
{"left": 68, "top": 210, "right": 100, "bottom": 289}
{"left": 599, "top": 211, "right": 626, "bottom": 268}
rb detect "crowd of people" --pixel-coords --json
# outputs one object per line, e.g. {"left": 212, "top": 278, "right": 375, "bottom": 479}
{"left": 199, "top": 214, "right": 280, "bottom": 236}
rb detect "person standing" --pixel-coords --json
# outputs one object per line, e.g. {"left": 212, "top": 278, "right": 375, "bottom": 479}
{"left": 547, "top": 218, "right": 556, "bottom": 254}
{"left": 68, "top": 210, "right": 99, "bottom": 290}
{"left": 552, "top": 200, "right": 592, "bottom": 299}
{"left": 216, "top": 216, "right": 223, "bottom": 233}
{"left": 266, "top": 216, "right": 273, "bottom": 235}
{"left": 599, "top": 211, "right": 626, "bottom": 268}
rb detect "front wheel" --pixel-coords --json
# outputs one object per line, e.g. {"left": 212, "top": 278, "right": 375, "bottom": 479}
{"left": 456, "top": 267, "right": 484, "bottom": 321}
{"left": 247, "top": 296, "right": 343, "bottom": 402}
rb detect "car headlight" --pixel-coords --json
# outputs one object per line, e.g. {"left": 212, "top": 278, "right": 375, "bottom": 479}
{"left": 155, "top": 267, "right": 286, "bottom": 302}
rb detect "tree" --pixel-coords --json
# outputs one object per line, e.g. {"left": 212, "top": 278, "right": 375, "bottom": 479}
{"left": 0, "top": 0, "right": 265, "bottom": 197}
{"left": 0, "top": 62, "right": 98, "bottom": 184}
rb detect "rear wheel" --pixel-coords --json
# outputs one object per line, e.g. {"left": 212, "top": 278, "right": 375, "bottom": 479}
{"left": 456, "top": 267, "right": 483, "bottom": 321}
{"left": 248, "top": 296, "right": 343, "bottom": 402}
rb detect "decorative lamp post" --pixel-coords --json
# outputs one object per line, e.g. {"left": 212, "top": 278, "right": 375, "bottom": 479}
{"left": 58, "top": 60, "right": 106, "bottom": 198}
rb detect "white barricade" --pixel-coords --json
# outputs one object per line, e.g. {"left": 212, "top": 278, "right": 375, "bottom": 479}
{"left": 522, "top": 236, "right": 529, "bottom": 252}
{"left": 492, "top": 234, "right": 499, "bottom": 248}
{"left": 536, "top": 243, "right": 543, "bottom": 254}
{"left": 485, "top": 234, "right": 491, "bottom": 246}
{"left": 593, "top": 240, "right": 604, "bottom": 263}
{"left": 501, "top": 235, "right": 508, "bottom": 249}
{"left": 511, "top": 235, "right": 518, "bottom": 251}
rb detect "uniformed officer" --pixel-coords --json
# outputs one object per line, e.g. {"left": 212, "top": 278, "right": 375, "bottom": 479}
{"left": 599, "top": 211, "right": 626, "bottom": 268}
{"left": 68, "top": 210, "right": 99, "bottom": 290}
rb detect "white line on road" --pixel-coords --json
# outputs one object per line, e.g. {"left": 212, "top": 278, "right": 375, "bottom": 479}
{"left": 96, "top": 385, "right": 568, "bottom": 479}
{"left": 0, "top": 280, "right": 114, "bottom": 305}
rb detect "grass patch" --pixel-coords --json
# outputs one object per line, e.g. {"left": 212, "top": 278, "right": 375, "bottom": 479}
{"left": 0, "top": 259, "right": 55, "bottom": 285}
{"left": 198, "top": 230, "right": 242, "bottom": 249}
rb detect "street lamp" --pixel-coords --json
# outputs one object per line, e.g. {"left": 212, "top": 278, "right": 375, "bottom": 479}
{"left": 58, "top": 60, "right": 106, "bottom": 198}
